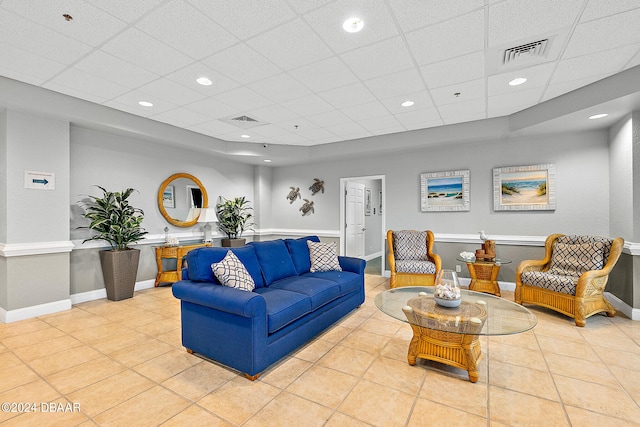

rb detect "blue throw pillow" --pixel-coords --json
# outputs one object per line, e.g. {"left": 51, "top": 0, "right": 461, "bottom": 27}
{"left": 186, "top": 246, "right": 265, "bottom": 288}
{"left": 285, "top": 236, "right": 320, "bottom": 274}
{"left": 250, "top": 240, "right": 298, "bottom": 285}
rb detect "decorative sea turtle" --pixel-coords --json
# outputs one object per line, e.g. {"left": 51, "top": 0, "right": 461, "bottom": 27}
{"left": 286, "top": 187, "right": 301, "bottom": 204}
{"left": 299, "top": 199, "right": 314, "bottom": 216}
{"left": 309, "top": 178, "right": 325, "bottom": 195}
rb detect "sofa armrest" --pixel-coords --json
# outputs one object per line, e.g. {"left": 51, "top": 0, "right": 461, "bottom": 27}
{"left": 339, "top": 256, "right": 366, "bottom": 275}
{"left": 172, "top": 281, "right": 266, "bottom": 318}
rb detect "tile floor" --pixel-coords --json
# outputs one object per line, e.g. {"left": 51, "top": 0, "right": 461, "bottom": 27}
{"left": 1, "top": 275, "right": 640, "bottom": 426}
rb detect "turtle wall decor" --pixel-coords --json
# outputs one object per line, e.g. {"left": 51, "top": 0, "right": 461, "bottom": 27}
{"left": 286, "top": 186, "right": 301, "bottom": 204}
{"left": 309, "top": 178, "right": 324, "bottom": 195}
{"left": 299, "top": 199, "right": 314, "bottom": 216}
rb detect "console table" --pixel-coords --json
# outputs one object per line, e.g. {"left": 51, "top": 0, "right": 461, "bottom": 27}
{"left": 155, "top": 243, "right": 211, "bottom": 286}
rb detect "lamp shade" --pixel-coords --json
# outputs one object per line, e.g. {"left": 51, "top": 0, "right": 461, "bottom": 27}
{"left": 197, "top": 207, "right": 218, "bottom": 223}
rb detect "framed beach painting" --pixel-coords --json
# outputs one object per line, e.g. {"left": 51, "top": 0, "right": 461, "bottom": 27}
{"left": 365, "top": 189, "right": 372, "bottom": 215}
{"left": 162, "top": 185, "right": 175, "bottom": 208}
{"left": 420, "top": 170, "right": 470, "bottom": 212}
{"left": 493, "top": 163, "right": 556, "bottom": 211}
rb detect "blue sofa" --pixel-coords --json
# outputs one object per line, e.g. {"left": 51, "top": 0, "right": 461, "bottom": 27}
{"left": 172, "top": 236, "right": 366, "bottom": 380}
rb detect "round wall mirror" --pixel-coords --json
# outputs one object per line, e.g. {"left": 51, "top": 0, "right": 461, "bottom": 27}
{"left": 158, "top": 173, "right": 208, "bottom": 227}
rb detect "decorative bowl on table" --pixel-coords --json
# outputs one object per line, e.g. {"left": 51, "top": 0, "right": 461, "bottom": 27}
{"left": 434, "top": 269, "right": 462, "bottom": 308}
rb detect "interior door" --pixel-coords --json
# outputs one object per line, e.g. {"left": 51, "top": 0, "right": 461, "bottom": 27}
{"left": 345, "top": 182, "right": 365, "bottom": 257}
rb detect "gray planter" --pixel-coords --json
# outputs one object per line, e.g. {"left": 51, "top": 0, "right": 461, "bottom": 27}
{"left": 99, "top": 249, "right": 140, "bottom": 301}
{"left": 221, "top": 238, "right": 246, "bottom": 248}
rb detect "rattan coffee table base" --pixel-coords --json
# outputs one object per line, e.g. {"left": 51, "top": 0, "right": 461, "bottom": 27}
{"left": 407, "top": 324, "right": 482, "bottom": 382}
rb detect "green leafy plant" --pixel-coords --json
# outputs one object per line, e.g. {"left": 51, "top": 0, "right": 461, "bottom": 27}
{"left": 79, "top": 186, "right": 148, "bottom": 250}
{"left": 216, "top": 196, "right": 253, "bottom": 240}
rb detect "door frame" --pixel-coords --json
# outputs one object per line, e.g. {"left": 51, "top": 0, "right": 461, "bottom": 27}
{"left": 339, "top": 175, "right": 386, "bottom": 275}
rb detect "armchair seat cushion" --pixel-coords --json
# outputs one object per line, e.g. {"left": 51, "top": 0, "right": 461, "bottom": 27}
{"left": 395, "top": 260, "right": 437, "bottom": 274}
{"left": 520, "top": 271, "right": 577, "bottom": 295}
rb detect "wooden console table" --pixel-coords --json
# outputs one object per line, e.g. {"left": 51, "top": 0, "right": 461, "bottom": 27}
{"left": 155, "top": 243, "right": 211, "bottom": 286}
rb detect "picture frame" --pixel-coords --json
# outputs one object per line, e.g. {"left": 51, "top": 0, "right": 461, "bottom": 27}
{"left": 378, "top": 190, "right": 383, "bottom": 215}
{"left": 493, "top": 163, "right": 556, "bottom": 211}
{"left": 365, "top": 189, "right": 372, "bottom": 216}
{"left": 420, "top": 170, "right": 470, "bottom": 212}
{"left": 162, "top": 185, "right": 175, "bottom": 208}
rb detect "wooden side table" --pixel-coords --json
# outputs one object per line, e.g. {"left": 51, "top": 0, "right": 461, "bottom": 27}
{"left": 458, "top": 257, "right": 511, "bottom": 297}
{"left": 155, "top": 243, "right": 211, "bottom": 286}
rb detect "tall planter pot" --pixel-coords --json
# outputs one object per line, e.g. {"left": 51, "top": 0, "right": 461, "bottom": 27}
{"left": 221, "top": 238, "right": 246, "bottom": 248}
{"left": 99, "top": 249, "right": 140, "bottom": 301}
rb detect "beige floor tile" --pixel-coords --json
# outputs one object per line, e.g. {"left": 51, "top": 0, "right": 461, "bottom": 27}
{"left": 325, "top": 411, "right": 372, "bottom": 427}
{"left": 90, "top": 329, "right": 147, "bottom": 354}
{"left": 488, "top": 341, "right": 548, "bottom": 371}
{"left": 155, "top": 327, "right": 184, "bottom": 348}
{"left": 1, "top": 326, "right": 66, "bottom": 349}
{"left": 340, "top": 328, "right": 391, "bottom": 354}
{"left": 10, "top": 334, "right": 83, "bottom": 362}
{"left": 609, "top": 365, "right": 640, "bottom": 403}
{"left": 553, "top": 375, "right": 640, "bottom": 423}
{"left": 319, "top": 344, "right": 377, "bottom": 377}
{"left": 357, "top": 317, "right": 402, "bottom": 337}
{"left": 93, "top": 385, "right": 190, "bottom": 426}
{"left": 0, "top": 318, "right": 51, "bottom": 339}
{"left": 0, "top": 363, "right": 40, "bottom": 394}
{"left": 364, "top": 356, "right": 426, "bottom": 394}
{"left": 536, "top": 333, "right": 599, "bottom": 361}
{"left": 380, "top": 336, "right": 411, "bottom": 362}
{"left": 489, "top": 386, "right": 568, "bottom": 426}
{"left": 40, "top": 309, "right": 111, "bottom": 333}
{"left": 545, "top": 352, "right": 619, "bottom": 387}
{"left": 134, "top": 317, "right": 180, "bottom": 336}
{"left": 132, "top": 348, "right": 201, "bottom": 383}
{"left": 260, "top": 356, "right": 312, "bottom": 389}
{"left": 339, "top": 379, "right": 415, "bottom": 427}
{"left": 419, "top": 370, "right": 488, "bottom": 417}
{"left": 243, "top": 391, "right": 333, "bottom": 427}
{"left": 318, "top": 324, "right": 352, "bottom": 343}
{"left": 160, "top": 404, "right": 234, "bottom": 427}
{"left": 489, "top": 359, "right": 560, "bottom": 401}
{"left": 591, "top": 345, "right": 640, "bottom": 372}
{"left": 488, "top": 329, "right": 539, "bottom": 351}
{"left": 565, "top": 405, "right": 640, "bottom": 426}
{"left": 67, "top": 369, "right": 155, "bottom": 417}
{"left": 0, "top": 379, "right": 61, "bottom": 423}
{"left": 162, "top": 360, "right": 237, "bottom": 401}
{"left": 408, "top": 397, "right": 486, "bottom": 427}
{"left": 46, "top": 355, "right": 126, "bottom": 394}
{"left": 29, "top": 345, "right": 103, "bottom": 376}
{"left": 0, "top": 350, "right": 22, "bottom": 368}
{"left": 108, "top": 337, "right": 174, "bottom": 367}
{"left": 293, "top": 337, "right": 336, "bottom": 362}
{"left": 286, "top": 365, "right": 358, "bottom": 408}
{"left": 69, "top": 322, "right": 134, "bottom": 345}
{"left": 197, "top": 376, "right": 280, "bottom": 425}
{"left": 579, "top": 328, "right": 640, "bottom": 353}
{"left": 112, "top": 309, "right": 166, "bottom": 328}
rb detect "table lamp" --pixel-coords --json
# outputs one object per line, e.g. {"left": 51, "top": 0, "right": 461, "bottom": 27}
{"left": 197, "top": 208, "right": 218, "bottom": 243}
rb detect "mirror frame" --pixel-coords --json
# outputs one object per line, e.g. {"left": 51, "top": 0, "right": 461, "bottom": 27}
{"left": 158, "top": 173, "right": 208, "bottom": 227}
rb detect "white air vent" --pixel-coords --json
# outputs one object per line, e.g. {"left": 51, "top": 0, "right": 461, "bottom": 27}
{"left": 222, "top": 114, "right": 268, "bottom": 130}
{"left": 503, "top": 39, "right": 548, "bottom": 64}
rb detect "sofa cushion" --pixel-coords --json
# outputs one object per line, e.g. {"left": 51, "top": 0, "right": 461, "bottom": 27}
{"left": 393, "top": 230, "right": 428, "bottom": 260}
{"left": 250, "top": 240, "right": 298, "bottom": 285}
{"left": 303, "top": 271, "right": 361, "bottom": 296}
{"left": 549, "top": 236, "right": 606, "bottom": 277}
{"left": 285, "top": 236, "right": 320, "bottom": 274}
{"left": 212, "top": 251, "right": 255, "bottom": 292}
{"left": 308, "top": 241, "right": 342, "bottom": 272}
{"left": 269, "top": 276, "right": 341, "bottom": 310}
{"left": 186, "top": 246, "right": 265, "bottom": 288}
{"left": 521, "top": 271, "right": 577, "bottom": 295}
{"left": 253, "top": 287, "right": 312, "bottom": 333}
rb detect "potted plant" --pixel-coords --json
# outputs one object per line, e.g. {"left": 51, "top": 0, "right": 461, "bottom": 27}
{"left": 79, "top": 186, "right": 148, "bottom": 301}
{"left": 216, "top": 196, "right": 253, "bottom": 247}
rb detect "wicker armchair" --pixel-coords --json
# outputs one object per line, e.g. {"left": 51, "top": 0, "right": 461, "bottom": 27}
{"left": 515, "top": 234, "right": 623, "bottom": 327}
{"left": 387, "top": 230, "right": 442, "bottom": 288}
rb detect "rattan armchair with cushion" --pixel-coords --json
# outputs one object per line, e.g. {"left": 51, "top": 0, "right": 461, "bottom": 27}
{"left": 387, "top": 230, "right": 442, "bottom": 288}
{"left": 515, "top": 234, "right": 623, "bottom": 327}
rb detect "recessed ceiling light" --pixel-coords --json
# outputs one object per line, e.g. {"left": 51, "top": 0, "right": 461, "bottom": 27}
{"left": 264, "top": 159, "right": 272, "bottom": 163}
{"left": 138, "top": 101, "right": 153, "bottom": 107}
{"left": 588, "top": 113, "right": 608, "bottom": 120}
{"left": 401, "top": 100, "right": 414, "bottom": 107}
{"left": 508, "top": 77, "right": 527, "bottom": 86}
{"left": 196, "top": 77, "right": 212, "bottom": 86}
{"left": 240, "top": 134, "right": 250, "bottom": 139}
{"left": 343, "top": 17, "right": 364, "bottom": 33}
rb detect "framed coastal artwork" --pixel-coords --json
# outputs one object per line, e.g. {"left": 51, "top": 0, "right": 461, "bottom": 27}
{"left": 162, "top": 185, "right": 175, "bottom": 208}
{"left": 420, "top": 170, "right": 470, "bottom": 212}
{"left": 365, "top": 189, "right": 372, "bottom": 215}
{"left": 493, "top": 163, "right": 556, "bottom": 211}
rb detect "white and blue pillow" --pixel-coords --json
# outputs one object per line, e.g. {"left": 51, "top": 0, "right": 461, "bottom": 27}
{"left": 212, "top": 250, "right": 255, "bottom": 292}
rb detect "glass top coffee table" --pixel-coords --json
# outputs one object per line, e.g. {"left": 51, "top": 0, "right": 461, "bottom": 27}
{"left": 375, "top": 286, "right": 537, "bottom": 382}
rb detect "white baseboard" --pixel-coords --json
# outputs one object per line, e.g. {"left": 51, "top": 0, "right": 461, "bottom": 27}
{"left": 363, "top": 251, "right": 382, "bottom": 261}
{"left": 605, "top": 292, "right": 640, "bottom": 321}
{"left": 0, "top": 299, "right": 72, "bottom": 323}
{"left": 70, "top": 279, "right": 156, "bottom": 305}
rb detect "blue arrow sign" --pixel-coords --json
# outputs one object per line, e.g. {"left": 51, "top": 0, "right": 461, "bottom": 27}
{"left": 32, "top": 178, "right": 49, "bottom": 185}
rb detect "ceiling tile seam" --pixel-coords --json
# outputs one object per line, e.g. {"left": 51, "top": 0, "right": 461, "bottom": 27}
{"left": 577, "top": 4, "right": 640, "bottom": 25}
{"left": 620, "top": 45, "right": 640, "bottom": 71}
{"left": 483, "top": 4, "right": 489, "bottom": 121}
{"left": 390, "top": 2, "right": 487, "bottom": 34}
{"left": 536, "top": 0, "right": 590, "bottom": 107}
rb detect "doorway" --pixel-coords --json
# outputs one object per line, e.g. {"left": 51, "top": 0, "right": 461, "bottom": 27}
{"left": 340, "top": 175, "right": 385, "bottom": 275}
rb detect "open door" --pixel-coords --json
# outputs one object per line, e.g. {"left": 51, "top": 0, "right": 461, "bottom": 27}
{"left": 345, "top": 181, "right": 365, "bottom": 258}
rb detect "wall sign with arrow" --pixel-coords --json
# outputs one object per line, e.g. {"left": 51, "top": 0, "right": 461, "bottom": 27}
{"left": 24, "top": 170, "right": 55, "bottom": 190}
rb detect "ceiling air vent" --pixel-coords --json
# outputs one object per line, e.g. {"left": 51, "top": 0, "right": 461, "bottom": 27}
{"left": 503, "top": 39, "right": 548, "bottom": 64}
{"left": 232, "top": 115, "right": 258, "bottom": 124}
{"left": 222, "top": 114, "right": 267, "bottom": 129}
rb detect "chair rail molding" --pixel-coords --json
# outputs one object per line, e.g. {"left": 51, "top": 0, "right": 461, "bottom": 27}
{"left": 0, "top": 241, "right": 74, "bottom": 257}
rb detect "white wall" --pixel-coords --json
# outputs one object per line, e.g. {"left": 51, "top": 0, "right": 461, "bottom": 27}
{"left": 609, "top": 116, "right": 633, "bottom": 238}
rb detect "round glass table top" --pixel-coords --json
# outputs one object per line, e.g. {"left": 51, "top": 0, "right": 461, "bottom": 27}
{"left": 375, "top": 286, "right": 537, "bottom": 336}
{"left": 456, "top": 257, "right": 512, "bottom": 265}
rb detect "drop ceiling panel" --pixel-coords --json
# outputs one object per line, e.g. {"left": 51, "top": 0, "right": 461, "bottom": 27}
{"left": 202, "top": 44, "right": 281, "bottom": 85}
{"left": 303, "top": 0, "right": 399, "bottom": 54}
{"left": 46, "top": 68, "right": 130, "bottom": 101}
{"left": 430, "top": 79, "right": 486, "bottom": 107}
{"left": 438, "top": 98, "right": 486, "bottom": 121}
{"left": 340, "top": 36, "right": 414, "bottom": 81}
{"left": 106, "top": 91, "right": 178, "bottom": 115}
{"left": 183, "top": 97, "right": 239, "bottom": 120}
{"left": 189, "top": 0, "right": 296, "bottom": 41}
{"left": 358, "top": 115, "right": 403, "bottom": 132}
{"left": 74, "top": 51, "right": 160, "bottom": 89}
{"left": 341, "top": 101, "right": 389, "bottom": 121}
{"left": 541, "top": 74, "right": 606, "bottom": 102}
{"left": 288, "top": 56, "right": 359, "bottom": 93}
{"left": 246, "top": 104, "right": 299, "bottom": 124}
{"left": 487, "top": 0, "right": 583, "bottom": 47}
{"left": 319, "top": 82, "right": 376, "bottom": 109}
{"left": 381, "top": 91, "right": 435, "bottom": 114}
{"left": 101, "top": 27, "right": 193, "bottom": 75}
{"left": 406, "top": 10, "right": 485, "bottom": 65}
{"left": 135, "top": 0, "right": 237, "bottom": 59}
{"left": 388, "top": 0, "right": 485, "bottom": 33}
{"left": 0, "top": 42, "right": 67, "bottom": 83}
{"left": 281, "top": 94, "right": 335, "bottom": 117}
{"left": 580, "top": 0, "right": 640, "bottom": 23}
{"left": 552, "top": 45, "right": 639, "bottom": 85}
{"left": 394, "top": 107, "right": 441, "bottom": 126}
{"left": 420, "top": 51, "right": 485, "bottom": 89}
{"left": 164, "top": 62, "right": 240, "bottom": 96}
{"left": 488, "top": 86, "right": 545, "bottom": 117}
{"left": 151, "top": 107, "right": 211, "bottom": 128}
{"left": 325, "top": 121, "right": 371, "bottom": 140}
{"left": 43, "top": 82, "right": 109, "bottom": 105}
{"left": 246, "top": 19, "right": 333, "bottom": 71}
{"left": 137, "top": 78, "right": 206, "bottom": 106}
{"left": 487, "top": 62, "right": 555, "bottom": 96}
{"left": 287, "top": 0, "right": 335, "bottom": 15}
{"left": 364, "top": 68, "right": 425, "bottom": 100}
{"left": 306, "top": 110, "right": 352, "bottom": 127}
{"left": 248, "top": 73, "right": 312, "bottom": 103}
{"left": 85, "top": 0, "right": 165, "bottom": 23}
{"left": 214, "top": 87, "right": 272, "bottom": 111}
